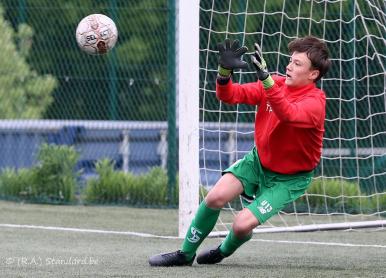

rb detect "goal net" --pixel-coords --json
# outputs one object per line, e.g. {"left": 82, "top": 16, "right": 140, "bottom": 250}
{"left": 195, "top": 0, "right": 386, "bottom": 234}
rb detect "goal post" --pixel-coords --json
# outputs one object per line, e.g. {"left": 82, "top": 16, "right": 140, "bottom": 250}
{"left": 178, "top": 0, "right": 386, "bottom": 236}
{"left": 177, "top": 0, "right": 200, "bottom": 237}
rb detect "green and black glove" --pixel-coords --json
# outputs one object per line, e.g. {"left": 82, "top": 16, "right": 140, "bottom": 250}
{"left": 217, "top": 38, "right": 248, "bottom": 78}
{"left": 251, "top": 43, "right": 274, "bottom": 89}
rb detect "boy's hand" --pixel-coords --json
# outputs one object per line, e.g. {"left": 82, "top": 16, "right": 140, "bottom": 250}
{"left": 251, "top": 43, "right": 274, "bottom": 89}
{"left": 217, "top": 39, "right": 248, "bottom": 77}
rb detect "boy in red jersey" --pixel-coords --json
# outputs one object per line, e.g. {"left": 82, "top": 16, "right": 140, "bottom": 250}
{"left": 149, "top": 36, "right": 331, "bottom": 266}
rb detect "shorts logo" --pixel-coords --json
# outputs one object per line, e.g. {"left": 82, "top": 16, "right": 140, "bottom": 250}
{"left": 257, "top": 200, "right": 272, "bottom": 214}
{"left": 187, "top": 227, "right": 202, "bottom": 243}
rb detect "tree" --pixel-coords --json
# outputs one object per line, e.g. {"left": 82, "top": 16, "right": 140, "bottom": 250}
{"left": 2, "top": 0, "right": 169, "bottom": 121}
{"left": 0, "top": 6, "right": 57, "bottom": 119}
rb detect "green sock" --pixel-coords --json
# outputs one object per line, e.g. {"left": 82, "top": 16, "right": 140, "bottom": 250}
{"left": 219, "top": 229, "right": 252, "bottom": 256}
{"left": 181, "top": 201, "right": 220, "bottom": 259}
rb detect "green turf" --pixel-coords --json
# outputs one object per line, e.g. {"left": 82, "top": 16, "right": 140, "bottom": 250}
{"left": 0, "top": 200, "right": 385, "bottom": 277}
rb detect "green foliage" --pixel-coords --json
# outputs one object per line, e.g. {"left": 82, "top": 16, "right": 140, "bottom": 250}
{"left": 85, "top": 159, "right": 135, "bottom": 203}
{"left": 0, "top": 168, "right": 35, "bottom": 200}
{"left": 0, "top": 6, "right": 57, "bottom": 118}
{"left": 32, "top": 143, "right": 80, "bottom": 202}
{"left": 0, "top": 143, "right": 79, "bottom": 203}
{"left": 85, "top": 160, "right": 178, "bottom": 206}
{"left": 0, "top": 151, "right": 178, "bottom": 206}
{"left": 291, "top": 179, "right": 386, "bottom": 214}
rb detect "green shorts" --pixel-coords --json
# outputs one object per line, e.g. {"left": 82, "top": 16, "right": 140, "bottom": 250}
{"left": 223, "top": 147, "right": 313, "bottom": 224}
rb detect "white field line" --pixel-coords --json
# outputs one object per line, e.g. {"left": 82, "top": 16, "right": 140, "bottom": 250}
{"left": 1, "top": 223, "right": 386, "bottom": 249}
{"left": 0, "top": 224, "right": 178, "bottom": 239}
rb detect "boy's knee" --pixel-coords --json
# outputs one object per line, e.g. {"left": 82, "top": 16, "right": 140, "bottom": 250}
{"left": 205, "top": 193, "right": 227, "bottom": 209}
{"left": 232, "top": 209, "right": 259, "bottom": 237}
{"left": 232, "top": 221, "right": 252, "bottom": 237}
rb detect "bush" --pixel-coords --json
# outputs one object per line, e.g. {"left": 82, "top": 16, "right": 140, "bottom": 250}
{"left": 32, "top": 143, "right": 79, "bottom": 202}
{"left": 0, "top": 143, "right": 79, "bottom": 203}
{"left": 289, "top": 178, "right": 386, "bottom": 214}
{"left": 85, "top": 159, "right": 178, "bottom": 206}
{"left": 0, "top": 168, "right": 34, "bottom": 200}
{"left": 85, "top": 159, "right": 135, "bottom": 204}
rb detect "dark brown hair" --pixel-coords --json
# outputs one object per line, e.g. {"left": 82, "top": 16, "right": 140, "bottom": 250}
{"left": 288, "top": 36, "right": 331, "bottom": 82}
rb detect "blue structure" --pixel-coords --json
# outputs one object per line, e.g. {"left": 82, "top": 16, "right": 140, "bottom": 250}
{"left": 0, "top": 122, "right": 254, "bottom": 188}
{"left": 0, "top": 121, "right": 384, "bottom": 191}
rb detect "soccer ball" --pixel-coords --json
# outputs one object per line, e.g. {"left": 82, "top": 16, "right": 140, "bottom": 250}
{"left": 75, "top": 14, "right": 118, "bottom": 55}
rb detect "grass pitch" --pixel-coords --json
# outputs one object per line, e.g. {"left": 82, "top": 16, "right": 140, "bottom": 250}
{"left": 0, "top": 201, "right": 385, "bottom": 277}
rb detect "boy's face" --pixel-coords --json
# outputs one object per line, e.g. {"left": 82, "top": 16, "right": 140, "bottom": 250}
{"left": 285, "top": 51, "right": 319, "bottom": 87}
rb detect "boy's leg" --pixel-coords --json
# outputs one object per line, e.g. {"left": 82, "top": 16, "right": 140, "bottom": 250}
{"left": 220, "top": 228, "right": 252, "bottom": 256}
{"left": 180, "top": 201, "right": 220, "bottom": 259}
{"left": 181, "top": 173, "right": 244, "bottom": 257}
{"left": 197, "top": 208, "right": 255, "bottom": 264}
{"left": 196, "top": 147, "right": 262, "bottom": 265}
{"left": 197, "top": 171, "right": 313, "bottom": 265}
{"left": 148, "top": 173, "right": 243, "bottom": 267}
{"left": 220, "top": 208, "right": 257, "bottom": 256}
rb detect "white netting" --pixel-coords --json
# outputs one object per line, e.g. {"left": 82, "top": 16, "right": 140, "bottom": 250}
{"left": 198, "top": 0, "right": 386, "bottom": 233}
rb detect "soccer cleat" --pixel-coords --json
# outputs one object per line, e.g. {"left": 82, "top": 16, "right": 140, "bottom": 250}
{"left": 196, "top": 245, "right": 226, "bottom": 265}
{"left": 148, "top": 250, "right": 195, "bottom": 267}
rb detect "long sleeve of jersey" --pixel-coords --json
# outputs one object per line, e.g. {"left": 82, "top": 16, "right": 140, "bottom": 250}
{"left": 216, "top": 78, "right": 264, "bottom": 106}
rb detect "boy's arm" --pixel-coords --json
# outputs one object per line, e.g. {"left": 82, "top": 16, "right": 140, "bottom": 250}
{"left": 216, "top": 78, "right": 264, "bottom": 105}
{"left": 265, "top": 85, "right": 325, "bottom": 128}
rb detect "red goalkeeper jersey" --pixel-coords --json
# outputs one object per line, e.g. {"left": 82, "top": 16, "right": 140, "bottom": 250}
{"left": 216, "top": 75, "right": 326, "bottom": 174}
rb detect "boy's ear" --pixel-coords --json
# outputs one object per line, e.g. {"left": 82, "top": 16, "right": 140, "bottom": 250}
{"left": 309, "top": 69, "right": 320, "bottom": 81}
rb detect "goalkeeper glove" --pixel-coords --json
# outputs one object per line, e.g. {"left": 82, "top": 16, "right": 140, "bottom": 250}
{"left": 217, "top": 38, "right": 248, "bottom": 77}
{"left": 251, "top": 43, "right": 275, "bottom": 89}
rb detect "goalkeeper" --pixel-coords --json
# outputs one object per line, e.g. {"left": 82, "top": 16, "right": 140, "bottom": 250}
{"left": 149, "top": 36, "right": 331, "bottom": 266}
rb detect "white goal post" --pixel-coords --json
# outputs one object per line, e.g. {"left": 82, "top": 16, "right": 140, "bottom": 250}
{"left": 177, "top": 0, "right": 386, "bottom": 237}
{"left": 177, "top": 0, "right": 200, "bottom": 237}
